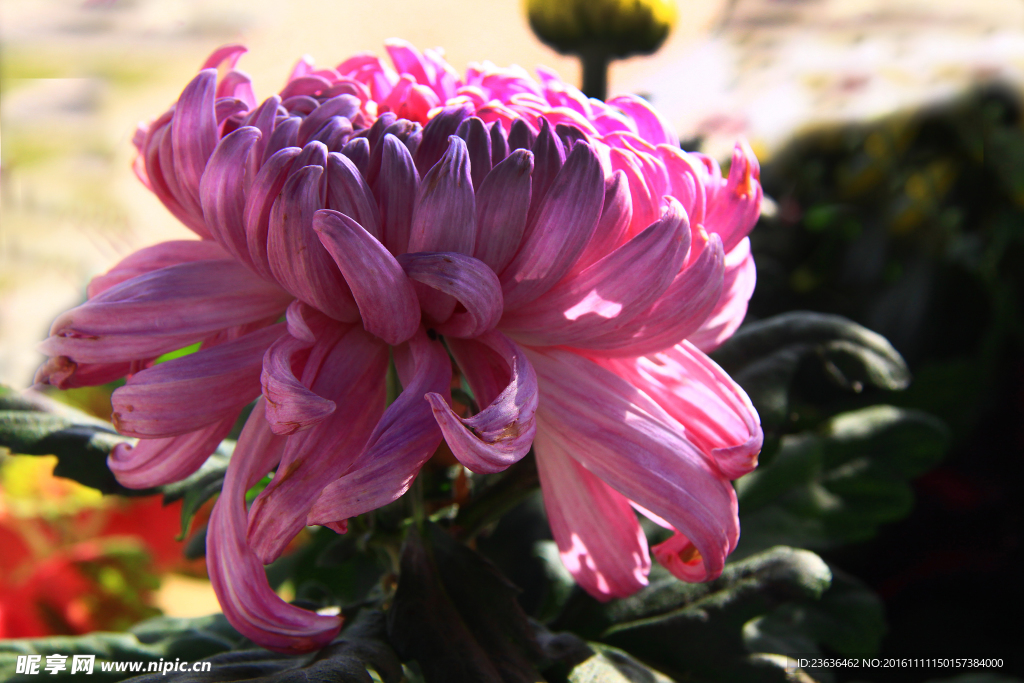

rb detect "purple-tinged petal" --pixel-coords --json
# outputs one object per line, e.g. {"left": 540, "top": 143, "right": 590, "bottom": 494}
{"left": 262, "top": 116, "right": 300, "bottom": 163}
{"left": 242, "top": 96, "right": 280, "bottom": 175}
{"left": 296, "top": 95, "right": 359, "bottom": 147}
{"left": 279, "top": 75, "right": 332, "bottom": 100}
{"left": 610, "top": 147, "right": 659, "bottom": 238}
{"left": 535, "top": 428, "right": 650, "bottom": 600}
{"left": 398, "top": 252, "right": 502, "bottom": 338}
{"left": 171, "top": 70, "right": 218, "bottom": 207}
{"left": 704, "top": 140, "right": 762, "bottom": 252}
{"left": 575, "top": 233, "right": 725, "bottom": 357}
{"left": 35, "top": 357, "right": 134, "bottom": 390}
{"left": 528, "top": 347, "right": 740, "bottom": 582}
{"left": 261, "top": 332, "right": 336, "bottom": 436}
{"left": 307, "top": 328, "right": 451, "bottom": 527}
{"left": 244, "top": 146, "right": 299, "bottom": 280}
{"left": 414, "top": 105, "right": 471, "bottom": 176}
{"left": 315, "top": 210, "right": 420, "bottom": 344}
{"left": 473, "top": 149, "right": 533, "bottom": 273}
{"left": 206, "top": 400, "right": 342, "bottom": 654}
{"left": 571, "top": 171, "right": 633, "bottom": 275}
{"left": 108, "top": 411, "right": 238, "bottom": 489}
{"left": 111, "top": 323, "right": 284, "bottom": 438}
{"left": 41, "top": 260, "right": 292, "bottom": 364}
{"left": 500, "top": 142, "right": 604, "bottom": 310}
{"left": 489, "top": 120, "right": 509, "bottom": 163}
{"left": 247, "top": 327, "right": 387, "bottom": 563}
{"left": 527, "top": 118, "right": 566, "bottom": 221}
{"left": 87, "top": 240, "right": 230, "bottom": 298}
{"left": 202, "top": 44, "right": 247, "bottom": 70}
{"left": 409, "top": 136, "right": 476, "bottom": 255}
{"left": 201, "top": 126, "right": 261, "bottom": 268}
{"left": 267, "top": 164, "right": 360, "bottom": 322}
{"left": 374, "top": 134, "right": 420, "bottom": 255}
{"left": 688, "top": 238, "right": 756, "bottom": 353}
{"left": 507, "top": 118, "right": 536, "bottom": 151}
{"left": 341, "top": 136, "right": 370, "bottom": 176}
{"left": 325, "top": 152, "right": 381, "bottom": 239}
{"left": 366, "top": 118, "right": 421, "bottom": 185}
{"left": 600, "top": 340, "right": 762, "bottom": 479}
{"left": 427, "top": 331, "right": 537, "bottom": 473}
{"left": 502, "top": 198, "right": 689, "bottom": 346}
{"left": 456, "top": 116, "right": 491, "bottom": 190}
{"left": 308, "top": 116, "right": 353, "bottom": 152}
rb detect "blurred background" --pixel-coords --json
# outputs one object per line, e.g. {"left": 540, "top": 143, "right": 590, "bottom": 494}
{"left": 2, "top": 0, "right": 1023, "bottom": 677}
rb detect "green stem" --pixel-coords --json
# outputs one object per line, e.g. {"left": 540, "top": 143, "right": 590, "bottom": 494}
{"left": 580, "top": 47, "right": 611, "bottom": 101}
{"left": 451, "top": 453, "right": 539, "bottom": 541}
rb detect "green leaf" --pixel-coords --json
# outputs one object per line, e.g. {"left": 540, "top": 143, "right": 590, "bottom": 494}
{"left": 0, "top": 388, "right": 142, "bottom": 496}
{"left": 386, "top": 522, "right": 545, "bottom": 683}
{"left": 0, "top": 614, "right": 245, "bottom": 683}
{"left": 735, "top": 405, "right": 949, "bottom": 556}
{"left": 566, "top": 644, "right": 675, "bottom": 683}
{"left": 554, "top": 547, "right": 831, "bottom": 683}
{"left": 711, "top": 312, "right": 911, "bottom": 428}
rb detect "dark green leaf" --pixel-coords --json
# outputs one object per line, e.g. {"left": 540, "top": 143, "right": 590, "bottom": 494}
{"left": 555, "top": 547, "right": 831, "bottom": 683}
{"left": 711, "top": 312, "right": 911, "bottom": 428}
{"left": 735, "top": 405, "right": 949, "bottom": 556}
{"left": 387, "top": 523, "right": 545, "bottom": 683}
{"left": 0, "top": 614, "right": 245, "bottom": 683}
{"left": 0, "top": 388, "right": 142, "bottom": 496}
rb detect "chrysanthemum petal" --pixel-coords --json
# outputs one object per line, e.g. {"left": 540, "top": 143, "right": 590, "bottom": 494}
{"left": 247, "top": 326, "right": 387, "bottom": 563}
{"left": 325, "top": 152, "right": 381, "bottom": 239}
{"left": 86, "top": 240, "right": 230, "bottom": 299}
{"left": 427, "top": 331, "right": 537, "bottom": 473}
{"left": 207, "top": 400, "right": 342, "bottom": 654}
{"left": 535, "top": 427, "right": 650, "bottom": 600}
{"left": 201, "top": 126, "right": 261, "bottom": 268}
{"left": 704, "top": 140, "right": 762, "bottom": 252}
{"left": 399, "top": 252, "right": 503, "bottom": 338}
{"left": 600, "top": 340, "right": 762, "bottom": 479}
{"left": 409, "top": 136, "right": 476, "bottom": 255}
{"left": 171, "top": 70, "right": 218, "bottom": 212}
{"left": 108, "top": 411, "right": 239, "bottom": 489}
{"left": 41, "top": 261, "right": 292, "bottom": 364}
{"left": 315, "top": 209, "right": 420, "bottom": 345}
{"left": 473, "top": 149, "right": 533, "bottom": 273}
{"left": 575, "top": 233, "right": 725, "bottom": 356}
{"left": 111, "top": 323, "right": 284, "bottom": 438}
{"left": 500, "top": 141, "right": 604, "bottom": 310}
{"left": 307, "top": 328, "right": 450, "bottom": 526}
{"left": 502, "top": 198, "right": 689, "bottom": 346}
{"left": 688, "top": 237, "right": 757, "bottom": 353}
{"left": 374, "top": 134, "right": 420, "bottom": 255}
{"left": 528, "top": 347, "right": 740, "bottom": 582}
{"left": 267, "top": 159, "right": 360, "bottom": 322}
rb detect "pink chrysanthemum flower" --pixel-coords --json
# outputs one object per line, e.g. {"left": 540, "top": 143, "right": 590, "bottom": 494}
{"left": 37, "top": 41, "right": 763, "bottom": 653}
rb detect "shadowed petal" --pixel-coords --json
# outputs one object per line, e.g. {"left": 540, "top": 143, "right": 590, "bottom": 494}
{"left": 535, "top": 427, "right": 650, "bottom": 600}
{"left": 171, "top": 69, "right": 218, "bottom": 210}
{"left": 307, "top": 328, "right": 451, "bottom": 527}
{"left": 473, "top": 149, "right": 533, "bottom": 273}
{"left": 207, "top": 400, "right": 342, "bottom": 654}
{"left": 428, "top": 331, "right": 537, "bottom": 473}
{"left": 41, "top": 261, "right": 292, "bottom": 364}
{"left": 528, "top": 347, "right": 740, "bottom": 582}
{"left": 267, "top": 162, "right": 360, "bottom": 322}
{"left": 315, "top": 210, "right": 421, "bottom": 345}
{"left": 398, "top": 252, "right": 502, "bottom": 338}
{"left": 374, "top": 134, "right": 420, "bottom": 255}
{"left": 108, "top": 411, "right": 239, "bottom": 489}
{"left": 326, "top": 152, "right": 381, "bottom": 239}
{"left": 500, "top": 142, "right": 604, "bottom": 310}
{"left": 245, "top": 147, "right": 300, "bottom": 280}
{"left": 111, "top": 323, "right": 285, "bottom": 438}
{"left": 247, "top": 326, "right": 388, "bottom": 563}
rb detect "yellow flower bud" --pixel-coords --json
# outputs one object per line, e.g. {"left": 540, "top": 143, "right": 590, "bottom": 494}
{"left": 526, "top": 0, "right": 677, "bottom": 59}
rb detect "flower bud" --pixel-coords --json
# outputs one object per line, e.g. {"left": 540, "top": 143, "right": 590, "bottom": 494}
{"left": 526, "top": 0, "right": 677, "bottom": 59}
